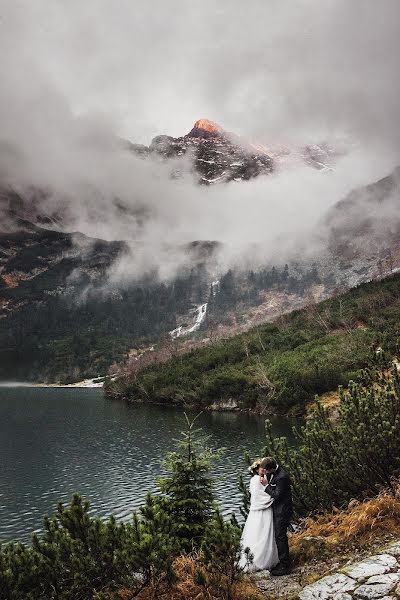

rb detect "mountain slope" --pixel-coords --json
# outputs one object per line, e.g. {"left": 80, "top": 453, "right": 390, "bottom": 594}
{"left": 0, "top": 215, "right": 215, "bottom": 382}
{"left": 1, "top": 164, "right": 399, "bottom": 384}
{"left": 326, "top": 165, "right": 400, "bottom": 258}
{"left": 0, "top": 117, "right": 399, "bottom": 384}
{"left": 105, "top": 272, "right": 400, "bottom": 415}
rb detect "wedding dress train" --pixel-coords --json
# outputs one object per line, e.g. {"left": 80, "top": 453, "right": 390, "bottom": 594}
{"left": 239, "top": 475, "right": 279, "bottom": 572}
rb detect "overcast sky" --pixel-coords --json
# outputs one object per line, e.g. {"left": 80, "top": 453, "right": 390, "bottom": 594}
{"left": 2, "top": 0, "right": 399, "bottom": 144}
{"left": 0, "top": 0, "right": 399, "bottom": 277}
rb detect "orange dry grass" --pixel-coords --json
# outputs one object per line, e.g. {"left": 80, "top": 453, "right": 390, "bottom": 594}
{"left": 291, "top": 489, "right": 400, "bottom": 559}
{"left": 117, "top": 554, "right": 263, "bottom": 600}
{"left": 164, "top": 554, "right": 211, "bottom": 600}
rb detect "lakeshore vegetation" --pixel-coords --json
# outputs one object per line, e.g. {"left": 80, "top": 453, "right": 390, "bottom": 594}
{"left": 106, "top": 273, "right": 400, "bottom": 415}
{"left": 3, "top": 364, "right": 400, "bottom": 599}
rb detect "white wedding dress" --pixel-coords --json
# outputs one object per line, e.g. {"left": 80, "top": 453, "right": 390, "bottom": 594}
{"left": 239, "top": 475, "right": 279, "bottom": 572}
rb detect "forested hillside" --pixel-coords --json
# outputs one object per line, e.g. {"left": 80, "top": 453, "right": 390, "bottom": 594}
{"left": 0, "top": 217, "right": 326, "bottom": 383}
{"left": 106, "top": 273, "right": 400, "bottom": 414}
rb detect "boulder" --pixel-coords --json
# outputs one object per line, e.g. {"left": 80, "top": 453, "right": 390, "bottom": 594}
{"left": 385, "top": 542, "right": 400, "bottom": 557}
{"left": 353, "top": 573, "right": 400, "bottom": 599}
{"left": 343, "top": 555, "right": 398, "bottom": 581}
{"left": 299, "top": 573, "right": 357, "bottom": 600}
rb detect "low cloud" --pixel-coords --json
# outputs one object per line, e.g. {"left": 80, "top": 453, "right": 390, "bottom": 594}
{"left": 0, "top": 0, "right": 399, "bottom": 282}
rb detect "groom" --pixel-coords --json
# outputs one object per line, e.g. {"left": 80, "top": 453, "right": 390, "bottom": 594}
{"left": 260, "top": 457, "right": 293, "bottom": 576}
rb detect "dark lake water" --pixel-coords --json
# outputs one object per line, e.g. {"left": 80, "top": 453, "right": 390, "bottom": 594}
{"left": 0, "top": 386, "right": 296, "bottom": 542}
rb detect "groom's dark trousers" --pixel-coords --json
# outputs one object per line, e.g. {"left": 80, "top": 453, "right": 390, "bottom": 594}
{"left": 264, "top": 466, "right": 293, "bottom": 569}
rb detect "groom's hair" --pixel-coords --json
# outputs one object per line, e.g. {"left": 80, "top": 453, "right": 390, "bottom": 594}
{"left": 260, "top": 457, "right": 277, "bottom": 471}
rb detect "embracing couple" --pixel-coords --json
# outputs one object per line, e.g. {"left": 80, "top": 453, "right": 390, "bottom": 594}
{"left": 239, "top": 456, "right": 293, "bottom": 576}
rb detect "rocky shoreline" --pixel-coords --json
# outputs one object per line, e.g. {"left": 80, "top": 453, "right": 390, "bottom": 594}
{"left": 33, "top": 376, "right": 105, "bottom": 388}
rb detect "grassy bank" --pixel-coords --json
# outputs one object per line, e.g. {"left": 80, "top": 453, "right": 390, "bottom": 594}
{"left": 106, "top": 273, "right": 400, "bottom": 414}
{"left": 291, "top": 487, "right": 400, "bottom": 564}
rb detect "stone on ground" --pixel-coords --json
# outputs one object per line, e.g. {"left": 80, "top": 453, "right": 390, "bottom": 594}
{"left": 384, "top": 542, "right": 400, "bottom": 556}
{"left": 299, "top": 573, "right": 357, "bottom": 600}
{"left": 256, "top": 538, "right": 400, "bottom": 599}
{"left": 343, "top": 555, "right": 398, "bottom": 581}
{"left": 352, "top": 573, "right": 400, "bottom": 599}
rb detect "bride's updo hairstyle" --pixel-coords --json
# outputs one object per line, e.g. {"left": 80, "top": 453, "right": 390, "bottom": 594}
{"left": 248, "top": 459, "right": 262, "bottom": 476}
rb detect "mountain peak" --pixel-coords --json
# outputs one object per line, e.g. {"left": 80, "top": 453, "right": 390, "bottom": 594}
{"left": 193, "top": 118, "right": 224, "bottom": 133}
{"left": 188, "top": 118, "right": 224, "bottom": 138}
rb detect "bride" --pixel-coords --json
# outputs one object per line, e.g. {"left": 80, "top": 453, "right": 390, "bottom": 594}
{"left": 239, "top": 459, "right": 279, "bottom": 572}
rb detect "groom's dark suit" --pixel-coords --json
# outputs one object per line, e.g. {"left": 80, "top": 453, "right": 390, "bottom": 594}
{"left": 264, "top": 466, "right": 293, "bottom": 569}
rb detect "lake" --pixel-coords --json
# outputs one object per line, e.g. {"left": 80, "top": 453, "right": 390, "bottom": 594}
{"left": 0, "top": 386, "right": 296, "bottom": 542}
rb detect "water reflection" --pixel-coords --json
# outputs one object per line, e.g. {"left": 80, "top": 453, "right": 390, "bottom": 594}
{"left": 0, "top": 387, "right": 297, "bottom": 542}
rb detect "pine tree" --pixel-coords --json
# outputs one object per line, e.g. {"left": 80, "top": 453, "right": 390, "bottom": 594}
{"left": 30, "top": 493, "right": 134, "bottom": 599}
{"left": 282, "top": 263, "right": 289, "bottom": 283}
{"left": 201, "top": 510, "right": 242, "bottom": 600}
{"left": 263, "top": 363, "right": 400, "bottom": 513}
{"left": 158, "top": 413, "right": 216, "bottom": 552}
{"left": 238, "top": 451, "right": 252, "bottom": 520}
{"left": 127, "top": 494, "right": 178, "bottom": 595}
{"left": 0, "top": 492, "right": 180, "bottom": 600}
{"left": 238, "top": 474, "right": 251, "bottom": 520}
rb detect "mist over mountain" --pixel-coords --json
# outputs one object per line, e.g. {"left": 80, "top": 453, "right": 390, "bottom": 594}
{"left": 1, "top": 144, "right": 399, "bottom": 383}
{"left": 0, "top": 1, "right": 399, "bottom": 382}
{"left": 1, "top": 1, "right": 399, "bottom": 278}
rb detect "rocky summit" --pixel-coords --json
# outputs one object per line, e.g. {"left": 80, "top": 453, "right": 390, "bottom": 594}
{"left": 188, "top": 118, "right": 225, "bottom": 137}
{"left": 127, "top": 118, "right": 342, "bottom": 184}
{"left": 129, "top": 118, "right": 275, "bottom": 184}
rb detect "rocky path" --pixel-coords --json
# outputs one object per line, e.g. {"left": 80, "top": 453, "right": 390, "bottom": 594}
{"left": 252, "top": 541, "right": 400, "bottom": 600}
